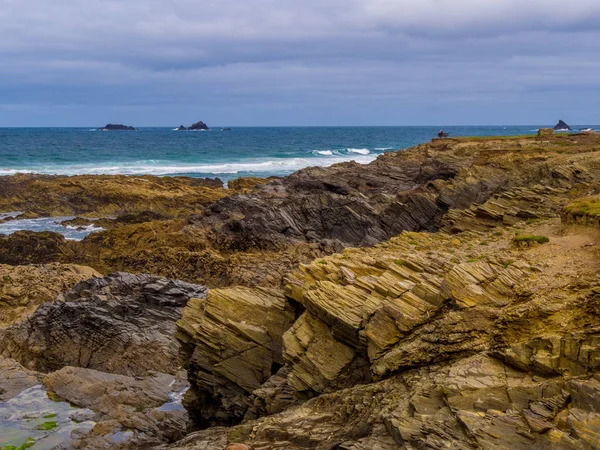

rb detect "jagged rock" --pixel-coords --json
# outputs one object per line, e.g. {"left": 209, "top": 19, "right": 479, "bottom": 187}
{"left": 99, "top": 123, "right": 137, "bottom": 131}
{"left": 44, "top": 366, "right": 188, "bottom": 448}
{"left": 554, "top": 120, "right": 571, "bottom": 131}
{"left": 1, "top": 272, "right": 206, "bottom": 376}
{"left": 189, "top": 121, "right": 209, "bottom": 131}
{"left": 0, "top": 263, "right": 100, "bottom": 326}
{"left": 176, "top": 287, "right": 296, "bottom": 427}
{"left": 177, "top": 125, "right": 187, "bottom": 131}
{"left": 170, "top": 354, "right": 600, "bottom": 449}
{"left": 195, "top": 133, "right": 600, "bottom": 252}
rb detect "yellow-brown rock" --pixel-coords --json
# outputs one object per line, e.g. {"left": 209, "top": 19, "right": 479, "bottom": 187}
{"left": 0, "top": 173, "right": 227, "bottom": 217}
{"left": 176, "top": 286, "right": 296, "bottom": 425}
{"left": 0, "top": 263, "right": 99, "bottom": 326}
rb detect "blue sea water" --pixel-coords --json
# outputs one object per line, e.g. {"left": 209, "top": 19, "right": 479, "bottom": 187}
{"left": 1, "top": 125, "right": 594, "bottom": 181}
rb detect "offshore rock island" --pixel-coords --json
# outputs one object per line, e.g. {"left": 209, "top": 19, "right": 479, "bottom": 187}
{"left": 1, "top": 133, "right": 600, "bottom": 448}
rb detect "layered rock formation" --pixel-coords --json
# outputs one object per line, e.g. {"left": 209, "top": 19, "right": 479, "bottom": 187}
{"left": 1, "top": 272, "right": 206, "bottom": 376}
{"left": 176, "top": 287, "right": 297, "bottom": 427}
{"left": 2, "top": 134, "right": 600, "bottom": 449}
{"left": 168, "top": 134, "right": 600, "bottom": 448}
{"left": 173, "top": 215, "right": 600, "bottom": 449}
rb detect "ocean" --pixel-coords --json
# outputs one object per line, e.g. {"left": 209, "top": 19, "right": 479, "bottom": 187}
{"left": 0, "top": 125, "right": 590, "bottom": 181}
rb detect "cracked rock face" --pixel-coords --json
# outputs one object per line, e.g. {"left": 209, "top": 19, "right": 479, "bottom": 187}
{"left": 176, "top": 286, "right": 296, "bottom": 427}
{"left": 171, "top": 354, "right": 600, "bottom": 449}
{"left": 1, "top": 272, "right": 207, "bottom": 376}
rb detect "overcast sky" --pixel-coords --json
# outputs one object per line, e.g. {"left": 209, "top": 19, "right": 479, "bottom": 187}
{"left": 1, "top": 0, "right": 599, "bottom": 126}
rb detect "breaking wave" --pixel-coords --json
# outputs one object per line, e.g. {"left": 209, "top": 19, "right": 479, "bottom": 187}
{"left": 0, "top": 154, "right": 378, "bottom": 177}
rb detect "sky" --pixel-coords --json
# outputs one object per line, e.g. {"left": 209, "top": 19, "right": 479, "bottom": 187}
{"left": 1, "top": 0, "right": 599, "bottom": 126}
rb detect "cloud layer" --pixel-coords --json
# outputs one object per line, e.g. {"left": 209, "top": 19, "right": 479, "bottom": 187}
{"left": 1, "top": 0, "right": 599, "bottom": 125}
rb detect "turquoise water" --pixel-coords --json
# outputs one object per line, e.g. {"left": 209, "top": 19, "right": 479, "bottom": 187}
{"left": 1, "top": 126, "right": 593, "bottom": 180}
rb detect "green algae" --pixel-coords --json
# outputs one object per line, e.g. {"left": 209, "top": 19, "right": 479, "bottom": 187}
{"left": 1, "top": 437, "right": 35, "bottom": 450}
{"left": 36, "top": 421, "right": 57, "bottom": 431}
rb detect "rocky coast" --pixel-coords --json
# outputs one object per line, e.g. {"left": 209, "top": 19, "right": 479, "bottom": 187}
{"left": 1, "top": 133, "right": 600, "bottom": 449}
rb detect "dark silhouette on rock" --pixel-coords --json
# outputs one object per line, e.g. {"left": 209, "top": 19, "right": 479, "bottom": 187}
{"left": 177, "top": 125, "right": 187, "bottom": 131}
{"left": 553, "top": 120, "right": 571, "bottom": 131}
{"left": 99, "top": 123, "right": 136, "bottom": 131}
{"left": 188, "top": 121, "right": 209, "bottom": 131}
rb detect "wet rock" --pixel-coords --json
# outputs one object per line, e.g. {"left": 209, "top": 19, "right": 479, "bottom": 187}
{"left": 0, "top": 356, "right": 40, "bottom": 401}
{"left": 44, "top": 366, "right": 189, "bottom": 448}
{"left": 1, "top": 272, "right": 206, "bottom": 376}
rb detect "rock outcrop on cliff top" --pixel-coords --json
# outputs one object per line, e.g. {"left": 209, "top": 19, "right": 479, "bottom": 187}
{"left": 1, "top": 272, "right": 206, "bottom": 376}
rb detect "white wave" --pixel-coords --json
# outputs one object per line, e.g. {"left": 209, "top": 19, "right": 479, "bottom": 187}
{"left": 0, "top": 154, "right": 378, "bottom": 177}
{"left": 313, "top": 150, "right": 334, "bottom": 156}
{"left": 374, "top": 147, "right": 392, "bottom": 151}
{"left": 347, "top": 148, "right": 370, "bottom": 155}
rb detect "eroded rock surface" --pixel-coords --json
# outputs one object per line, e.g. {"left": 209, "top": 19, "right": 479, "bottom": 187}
{"left": 176, "top": 287, "right": 296, "bottom": 427}
{"left": 1, "top": 272, "right": 206, "bottom": 376}
{"left": 0, "top": 263, "right": 100, "bottom": 326}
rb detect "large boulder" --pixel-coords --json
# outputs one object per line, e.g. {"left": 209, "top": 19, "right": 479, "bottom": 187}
{"left": 44, "top": 366, "right": 189, "bottom": 448}
{"left": 1, "top": 272, "right": 206, "bottom": 376}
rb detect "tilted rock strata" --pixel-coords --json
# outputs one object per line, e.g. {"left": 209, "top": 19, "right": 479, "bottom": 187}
{"left": 176, "top": 287, "right": 296, "bottom": 426}
{"left": 170, "top": 354, "right": 600, "bottom": 449}
{"left": 174, "top": 217, "right": 600, "bottom": 448}
{"left": 195, "top": 133, "right": 600, "bottom": 251}
{"left": 282, "top": 219, "right": 600, "bottom": 395}
{"left": 0, "top": 263, "right": 100, "bottom": 326}
{"left": 1, "top": 272, "right": 206, "bottom": 376}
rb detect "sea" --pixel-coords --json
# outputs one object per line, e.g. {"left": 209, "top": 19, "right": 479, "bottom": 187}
{"left": 0, "top": 125, "right": 596, "bottom": 239}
